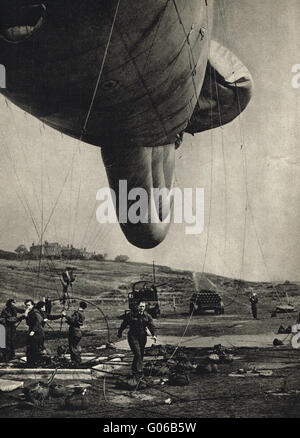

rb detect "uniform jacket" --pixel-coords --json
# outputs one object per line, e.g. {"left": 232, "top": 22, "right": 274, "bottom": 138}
{"left": 26, "top": 308, "right": 44, "bottom": 335}
{"left": 40, "top": 311, "right": 62, "bottom": 327}
{"left": 0, "top": 306, "right": 24, "bottom": 327}
{"left": 118, "top": 311, "right": 155, "bottom": 337}
{"left": 250, "top": 296, "right": 258, "bottom": 306}
{"left": 62, "top": 271, "right": 75, "bottom": 286}
{"left": 66, "top": 310, "right": 85, "bottom": 330}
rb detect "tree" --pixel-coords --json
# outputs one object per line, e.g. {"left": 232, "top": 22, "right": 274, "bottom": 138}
{"left": 115, "top": 255, "right": 129, "bottom": 263}
{"left": 15, "top": 245, "right": 29, "bottom": 257}
{"left": 93, "top": 253, "right": 107, "bottom": 261}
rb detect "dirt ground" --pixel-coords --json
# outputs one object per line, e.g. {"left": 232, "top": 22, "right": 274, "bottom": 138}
{"left": 0, "top": 259, "right": 300, "bottom": 418}
{"left": 1, "top": 304, "right": 300, "bottom": 418}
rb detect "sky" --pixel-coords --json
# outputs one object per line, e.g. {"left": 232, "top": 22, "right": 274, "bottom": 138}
{"left": 0, "top": 0, "right": 300, "bottom": 282}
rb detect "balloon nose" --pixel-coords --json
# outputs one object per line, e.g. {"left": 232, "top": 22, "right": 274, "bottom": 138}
{"left": 101, "top": 144, "right": 175, "bottom": 249}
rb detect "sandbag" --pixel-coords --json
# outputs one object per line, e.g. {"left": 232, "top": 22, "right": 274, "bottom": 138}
{"left": 116, "top": 376, "right": 139, "bottom": 390}
{"left": 63, "top": 387, "right": 88, "bottom": 410}
{"left": 49, "top": 383, "right": 67, "bottom": 399}
{"left": 0, "top": 379, "right": 23, "bottom": 392}
{"left": 169, "top": 373, "right": 190, "bottom": 387}
{"left": 23, "top": 381, "right": 49, "bottom": 404}
{"left": 196, "top": 363, "right": 212, "bottom": 375}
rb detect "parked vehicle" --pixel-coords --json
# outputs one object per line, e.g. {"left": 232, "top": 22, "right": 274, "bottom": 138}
{"left": 189, "top": 290, "right": 224, "bottom": 315}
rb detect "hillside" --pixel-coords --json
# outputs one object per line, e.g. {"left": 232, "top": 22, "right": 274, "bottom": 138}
{"left": 0, "top": 258, "right": 299, "bottom": 308}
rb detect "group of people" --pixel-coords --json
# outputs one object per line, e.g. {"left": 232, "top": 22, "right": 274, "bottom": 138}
{"left": 0, "top": 294, "right": 155, "bottom": 378}
{"left": 0, "top": 297, "right": 87, "bottom": 367}
{"left": 0, "top": 264, "right": 258, "bottom": 378}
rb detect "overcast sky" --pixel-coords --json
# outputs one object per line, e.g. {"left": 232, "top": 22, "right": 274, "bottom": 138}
{"left": 0, "top": 0, "right": 299, "bottom": 281}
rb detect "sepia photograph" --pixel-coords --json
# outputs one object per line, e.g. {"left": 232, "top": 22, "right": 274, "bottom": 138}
{"left": 0, "top": 0, "right": 299, "bottom": 422}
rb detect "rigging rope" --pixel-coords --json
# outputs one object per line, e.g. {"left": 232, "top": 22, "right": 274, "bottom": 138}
{"left": 168, "top": 0, "right": 214, "bottom": 359}
{"left": 81, "top": 0, "right": 121, "bottom": 138}
{"left": 212, "top": 67, "right": 228, "bottom": 278}
{"left": 0, "top": 123, "right": 41, "bottom": 241}
{"left": 141, "top": 0, "right": 170, "bottom": 74}
{"left": 217, "top": 0, "right": 291, "bottom": 316}
{"left": 172, "top": 0, "right": 205, "bottom": 121}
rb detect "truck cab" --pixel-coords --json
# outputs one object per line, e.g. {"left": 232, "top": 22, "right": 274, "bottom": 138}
{"left": 128, "top": 281, "right": 160, "bottom": 318}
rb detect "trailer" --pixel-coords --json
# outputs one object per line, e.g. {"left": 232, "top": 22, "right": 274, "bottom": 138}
{"left": 189, "top": 290, "right": 224, "bottom": 315}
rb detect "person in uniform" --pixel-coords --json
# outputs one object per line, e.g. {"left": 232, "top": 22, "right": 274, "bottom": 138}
{"left": 117, "top": 301, "right": 157, "bottom": 377}
{"left": 60, "top": 267, "right": 76, "bottom": 303}
{"left": 45, "top": 296, "right": 52, "bottom": 315}
{"left": 24, "top": 300, "right": 45, "bottom": 367}
{"left": 0, "top": 299, "right": 25, "bottom": 362}
{"left": 249, "top": 292, "right": 258, "bottom": 319}
{"left": 63, "top": 301, "right": 87, "bottom": 365}
{"left": 36, "top": 301, "right": 64, "bottom": 354}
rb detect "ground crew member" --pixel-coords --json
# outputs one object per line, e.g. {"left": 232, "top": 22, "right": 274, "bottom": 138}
{"left": 45, "top": 296, "right": 52, "bottom": 315}
{"left": 37, "top": 301, "right": 64, "bottom": 353}
{"left": 63, "top": 301, "right": 87, "bottom": 365}
{"left": 24, "top": 299, "right": 45, "bottom": 367}
{"left": 117, "top": 301, "right": 157, "bottom": 377}
{"left": 60, "top": 267, "right": 76, "bottom": 304}
{"left": 250, "top": 292, "right": 258, "bottom": 319}
{"left": 0, "top": 299, "right": 25, "bottom": 362}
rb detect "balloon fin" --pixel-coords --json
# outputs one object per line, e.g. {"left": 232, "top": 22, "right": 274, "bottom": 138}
{"left": 186, "top": 40, "right": 253, "bottom": 134}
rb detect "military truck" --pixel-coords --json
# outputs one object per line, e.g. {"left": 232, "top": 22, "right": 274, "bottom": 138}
{"left": 189, "top": 290, "right": 224, "bottom": 315}
{"left": 127, "top": 280, "right": 165, "bottom": 318}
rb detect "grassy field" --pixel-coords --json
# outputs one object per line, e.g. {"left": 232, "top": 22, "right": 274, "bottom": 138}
{"left": 1, "top": 258, "right": 300, "bottom": 418}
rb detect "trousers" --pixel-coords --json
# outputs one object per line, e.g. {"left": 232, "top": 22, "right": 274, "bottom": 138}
{"left": 69, "top": 328, "right": 82, "bottom": 364}
{"left": 3, "top": 325, "right": 17, "bottom": 361}
{"left": 251, "top": 305, "right": 257, "bottom": 319}
{"left": 128, "top": 332, "right": 147, "bottom": 375}
{"left": 26, "top": 331, "right": 44, "bottom": 366}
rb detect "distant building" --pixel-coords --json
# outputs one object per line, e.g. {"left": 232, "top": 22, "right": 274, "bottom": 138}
{"left": 29, "top": 242, "right": 92, "bottom": 259}
{"left": 29, "top": 243, "right": 44, "bottom": 259}
{"left": 61, "top": 245, "right": 82, "bottom": 259}
{"left": 44, "top": 241, "right": 62, "bottom": 258}
{"left": 30, "top": 241, "right": 61, "bottom": 258}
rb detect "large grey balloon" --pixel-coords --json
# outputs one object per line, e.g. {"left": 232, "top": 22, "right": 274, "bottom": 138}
{"left": 0, "top": 1, "right": 252, "bottom": 248}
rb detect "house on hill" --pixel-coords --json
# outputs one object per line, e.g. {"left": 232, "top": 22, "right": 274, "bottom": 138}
{"left": 29, "top": 242, "right": 93, "bottom": 259}
{"left": 30, "top": 241, "right": 62, "bottom": 258}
